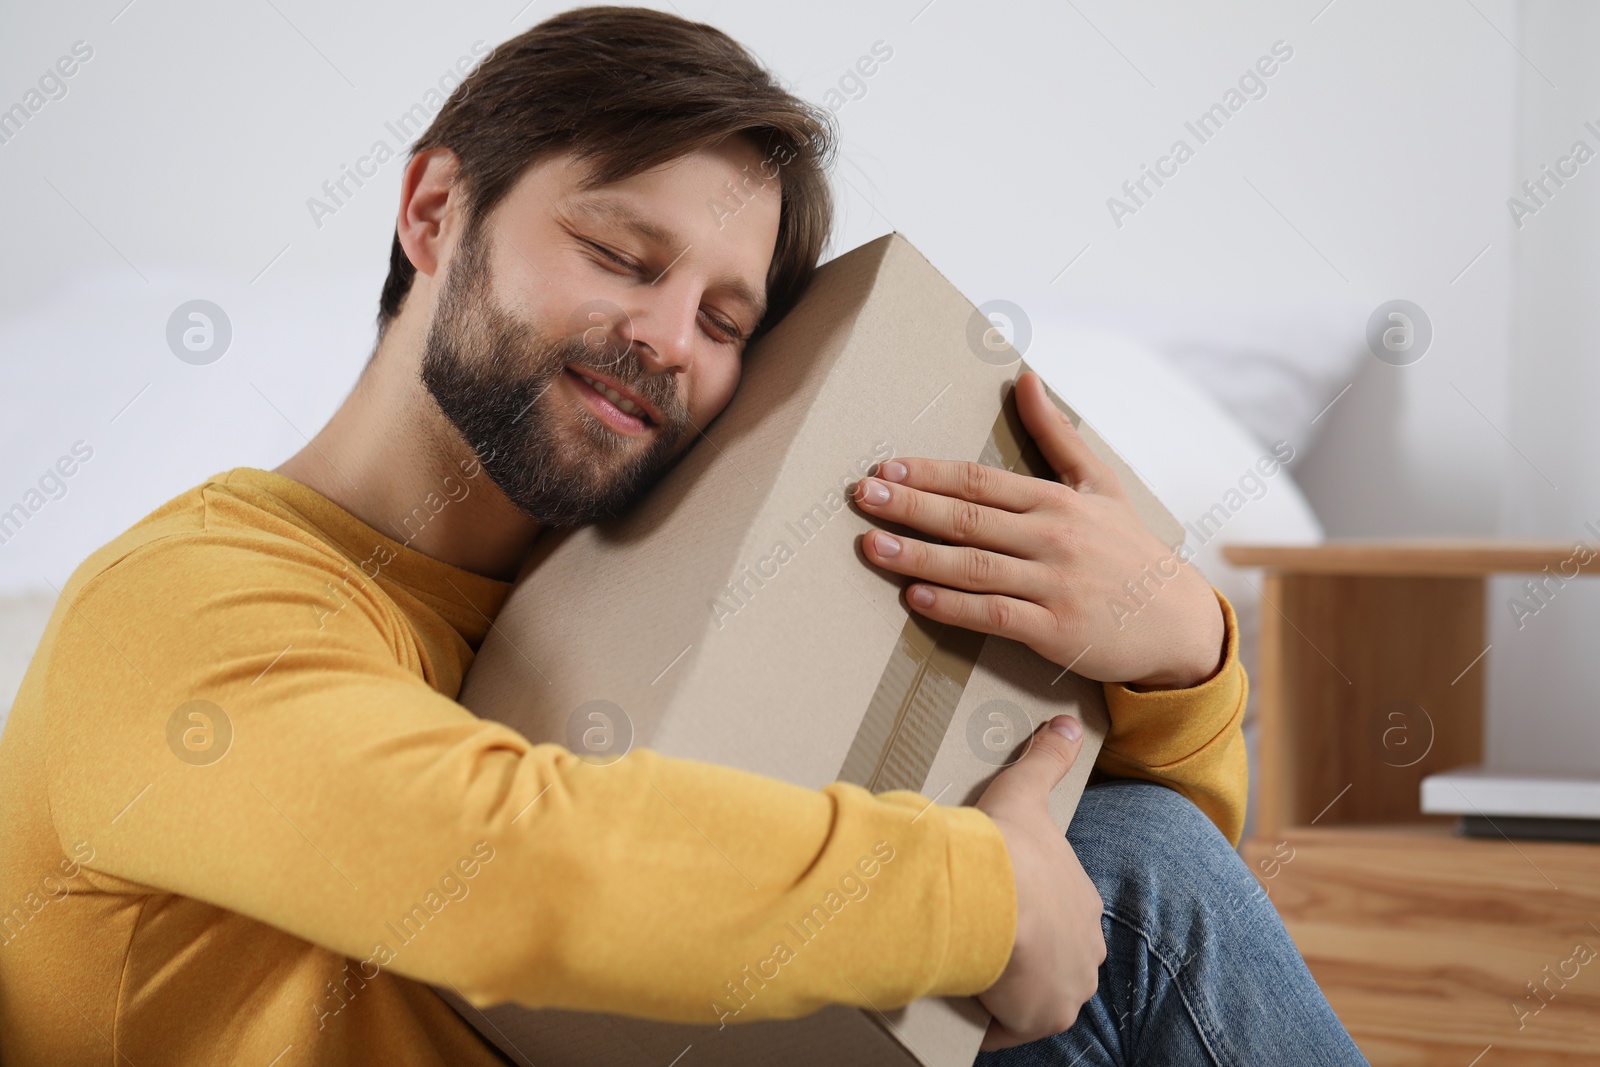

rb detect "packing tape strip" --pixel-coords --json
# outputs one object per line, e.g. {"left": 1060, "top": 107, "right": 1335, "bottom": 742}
{"left": 837, "top": 361, "right": 1058, "bottom": 793}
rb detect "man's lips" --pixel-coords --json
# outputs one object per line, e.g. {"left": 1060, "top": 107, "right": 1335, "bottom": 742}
{"left": 565, "top": 367, "right": 655, "bottom": 436}
{"left": 564, "top": 364, "right": 661, "bottom": 424}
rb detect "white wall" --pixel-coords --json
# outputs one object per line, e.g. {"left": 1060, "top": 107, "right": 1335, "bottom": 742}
{"left": 8, "top": 0, "right": 1583, "bottom": 770}
{"left": 0, "top": 0, "right": 1520, "bottom": 568}
{"left": 1488, "top": 0, "right": 1600, "bottom": 772}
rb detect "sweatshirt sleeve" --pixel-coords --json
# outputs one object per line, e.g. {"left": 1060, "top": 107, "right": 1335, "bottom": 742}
{"left": 1093, "top": 587, "right": 1249, "bottom": 846}
{"left": 41, "top": 536, "right": 1016, "bottom": 1025}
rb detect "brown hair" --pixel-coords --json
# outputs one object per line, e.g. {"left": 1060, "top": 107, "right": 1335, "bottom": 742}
{"left": 376, "top": 5, "right": 836, "bottom": 344}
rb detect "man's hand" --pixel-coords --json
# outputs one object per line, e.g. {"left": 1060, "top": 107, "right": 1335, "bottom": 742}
{"left": 975, "top": 714, "right": 1104, "bottom": 1050}
{"left": 853, "top": 370, "right": 1225, "bottom": 690}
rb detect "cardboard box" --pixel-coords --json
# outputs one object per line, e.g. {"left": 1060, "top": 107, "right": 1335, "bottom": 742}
{"left": 442, "top": 233, "right": 1184, "bottom": 1066}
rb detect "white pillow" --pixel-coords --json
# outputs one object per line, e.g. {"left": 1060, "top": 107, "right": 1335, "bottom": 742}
{"left": 1062, "top": 300, "right": 1371, "bottom": 464}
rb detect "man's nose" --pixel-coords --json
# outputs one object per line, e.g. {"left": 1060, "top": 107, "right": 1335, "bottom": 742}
{"left": 628, "top": 278, "right": 700, "bottom": 376}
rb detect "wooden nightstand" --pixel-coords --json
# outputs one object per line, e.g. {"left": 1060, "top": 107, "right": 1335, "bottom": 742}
{"left": 1222, "top": 541, "right": 1600, "bottom": 1066}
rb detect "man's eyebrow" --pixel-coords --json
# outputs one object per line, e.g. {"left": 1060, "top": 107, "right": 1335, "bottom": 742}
{"left": 567, "top": 196, "right": 769, "bottom": 328}
{"left": 570, "top": 196, "right": 680, "bottom": 250}
{"left": 723, "top": 277, "right": 768, "bottom": 330}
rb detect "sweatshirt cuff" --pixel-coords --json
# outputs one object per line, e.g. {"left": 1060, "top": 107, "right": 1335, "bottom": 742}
{"left": 1101, "top": 587, "right": 1243, "bottom": 735}
{"left": 928, "top": 804, "right": 1016, "bottom": 996}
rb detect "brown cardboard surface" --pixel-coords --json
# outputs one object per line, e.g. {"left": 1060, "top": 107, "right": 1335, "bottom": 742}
{"left": 443, "top": 233, "right": 1184, "bottom": 1067}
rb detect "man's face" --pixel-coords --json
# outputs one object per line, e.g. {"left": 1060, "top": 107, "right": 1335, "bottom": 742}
{"left": 419, "top": 141, "right": 781, "bottom": 526}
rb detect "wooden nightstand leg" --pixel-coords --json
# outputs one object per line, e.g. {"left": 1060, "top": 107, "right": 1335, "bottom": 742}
{"left": 1257, "top": 571, "right": 1291, "bottom": 837}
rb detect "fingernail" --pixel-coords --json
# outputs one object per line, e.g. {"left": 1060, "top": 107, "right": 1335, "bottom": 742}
{"left": 859, "top": 479, "right": 890, "bottom": 505}
{"left": 1049, "top": 715, "right": 1082, "bottom": 742}
{"left": 909, "top": 585, "right": 934, "bottom": 608}
{"left": 874, "top": 531, "right": 901, "bottom": 557}
{"left": 881, "top": 460, "right": 907, "bottom": 482}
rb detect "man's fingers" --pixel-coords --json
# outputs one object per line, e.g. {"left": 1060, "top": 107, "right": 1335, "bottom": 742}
{"left": 861, "top": 530, "right": 1049, "bottom": 598}
{"left": 867, "top": 455, "right": 1050, "bottom": 514}
{"left": 977, "top": 994, "right": 1084, "bottom": 1051}
{"left": 1015, "top": 372, "right": 1119, "bottom": 495}
{"left": 853, "top": 475, "right": 1039, "bottom": 556}
{"left": 901, "top": 584, "right": 1055, "bottom": 646}
{"left": 978, "top": 716, "right": 1084, "bottom": 809}
{"left": 978, "top": 1017, "right": 1034, "bottom": 1052}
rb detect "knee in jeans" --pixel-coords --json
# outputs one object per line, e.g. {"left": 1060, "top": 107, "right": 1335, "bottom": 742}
{"left": 1066, "top": 780, "right": 1243, "bottom": 889}
{"left": 1071, "top": 780, "right": 1220, "bottom": 843}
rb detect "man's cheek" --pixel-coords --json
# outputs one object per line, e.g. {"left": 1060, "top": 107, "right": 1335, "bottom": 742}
{"left": 695, "top": 363, "right": 742, "bottom": 429}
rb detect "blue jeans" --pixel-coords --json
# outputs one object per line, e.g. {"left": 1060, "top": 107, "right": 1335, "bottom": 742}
{"left": 978, "top": 781, "right": 1367, "bottom": 1066}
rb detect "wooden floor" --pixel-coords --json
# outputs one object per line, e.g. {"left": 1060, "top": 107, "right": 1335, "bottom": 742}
{"left": 1243, "top": 826, "right": 1600, "bottom": 1065}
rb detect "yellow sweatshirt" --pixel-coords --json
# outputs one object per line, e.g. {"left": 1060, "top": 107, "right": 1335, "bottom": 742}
{"left": 0, "top": 467, "right": 1247, "bottom": 1066}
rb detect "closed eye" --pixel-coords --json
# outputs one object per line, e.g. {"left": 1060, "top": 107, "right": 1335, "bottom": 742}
{"left": 701, "top": 310, "right": 743, "bottom": 345}
{"left": 583, "top": 238, "right": 643, "bottom": 274}
{"left": 583, "top": 234, "right": 745, "bottom": 345}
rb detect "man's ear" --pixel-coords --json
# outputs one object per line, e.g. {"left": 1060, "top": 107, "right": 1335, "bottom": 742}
{"left": 396, "top": 147, "right": 462, "bottom": 282}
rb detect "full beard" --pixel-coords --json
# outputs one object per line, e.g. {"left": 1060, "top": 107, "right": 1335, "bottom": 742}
{"left": 418, "top": 227, "right": 691, "bottom": 528}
